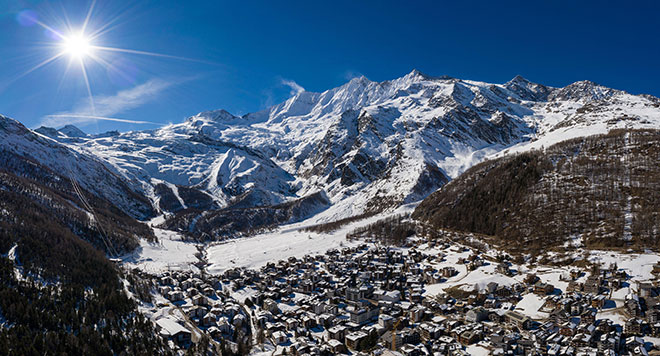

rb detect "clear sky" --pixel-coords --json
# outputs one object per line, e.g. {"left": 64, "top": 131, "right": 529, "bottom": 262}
{"left": 1, "top": 0, "right": 659, "bottom": 133}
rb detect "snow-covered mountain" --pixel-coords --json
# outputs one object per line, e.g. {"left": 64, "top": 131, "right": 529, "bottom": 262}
{"left": 27, "top": 70, "right": 660, "bottom": 233}
{"left": 0, "top": 115, "right": 153, "bottom": 219}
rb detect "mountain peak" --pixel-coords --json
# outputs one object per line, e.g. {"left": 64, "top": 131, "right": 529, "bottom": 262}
{"left": 504, "top": 75, "right": 551, "bottom": 101}
{"left": 196, "top": 109, "right": 238, "bottom": 122}
{"left": 35, "top": 126, "right": 62, "bottom": 138}
{"left": 0, "top": 115, "right": 29, "bottom": 135}
{"left": 59, "top": 124, "right": 87, "bottom": 138}
{"left": 348, "top": 75, "right": 370, "bottom": 83}
{"left": 403, "top": 68, "right": 429, "bottom": 81}
{"left": 507, "top": 75, "right": 530, "bottom": 84}
{"left": 549, "top": 79, "right": 621, "bottom": 102}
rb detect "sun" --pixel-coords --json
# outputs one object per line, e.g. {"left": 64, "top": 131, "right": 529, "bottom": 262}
{"left": 60, "top": 32, "right": 94, "bottom": 60}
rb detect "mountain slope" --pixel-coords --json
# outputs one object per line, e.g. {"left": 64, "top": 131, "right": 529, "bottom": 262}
{"left": 0, "top": 145, "right": 169, "bottom": 355}
{"left": 1, "top": 115, "right": 154, "bottom": 219}
{"left": 412, "top": 129, "right": 660, "bottom": 254}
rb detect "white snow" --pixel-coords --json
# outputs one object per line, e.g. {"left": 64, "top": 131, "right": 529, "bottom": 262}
{"left": 466, "top": 345, "right": 491, "bottom": 356}
{"left": 206, "top": 203, "right": 417, "bottom": 273}
{"left": 122, "top": 227, "right": 200, "bottom": 273}
{"left": 588, "top": 250, "right": 660, "bottom": 282}
{"left": 22, "top": 70, "right": 660, "bottom": 222}
{"left": 515, "top": 293, "right": 549, "bottom": 320}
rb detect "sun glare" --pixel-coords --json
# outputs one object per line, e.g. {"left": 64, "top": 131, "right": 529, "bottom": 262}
{"left": 61, "top": 32, "right": 93, "bottom": 59}
{"left": 14, "top": 1, "right": 208, "bottom": 121}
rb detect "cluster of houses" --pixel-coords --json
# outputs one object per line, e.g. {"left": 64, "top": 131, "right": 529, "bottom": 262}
{"left": 152, "top": 270, "right": 252, "bottom": 353}
{"left": 146, "top": 242, "right": 660, "bottom": 355}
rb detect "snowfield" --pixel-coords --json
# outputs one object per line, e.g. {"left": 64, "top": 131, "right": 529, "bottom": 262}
{"left": 587, "top": 250, "right": 660, "bottom": 282}
{"left": 122, "top": 226, "right": 200, "bottom": 273}
{"left": 205, "top": 203, "right": 418, "bottom": 274}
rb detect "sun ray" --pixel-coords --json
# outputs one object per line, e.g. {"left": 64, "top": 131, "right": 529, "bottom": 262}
{"left": 79, "top": 59, "right": 96, "bottom": 115}
{"left": 13, "top": 52, "right": 66, "bottom": 82}
{"left": 92, "top": 45, "right": 219, "bottom": 65}
{"left": 61, "top": 33, "right": 94, "bottom": 58}
{"left": 10, "top": 3, "right": 218, "bottom": 126}
{"left": 81, "top": 0, "right": 96, "bottom": 33}
{"left": 87, "top": 53, "right": 134, "bottom": 84}
{"left": 88, "top": 11, "right": 124, "bottom": 40}
{"left": 34, "top": 20, "right": 65, "bottom": 40}
{"left": 54, "top": 59, "right": 75, "bottom": 95}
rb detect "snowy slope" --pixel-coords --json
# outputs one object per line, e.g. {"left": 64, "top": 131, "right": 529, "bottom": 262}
{"left": 28, "top": 70, "right": 660, "bottom": 228}
{"left": 0, "top": 115, "right": 153, "bottom": 219}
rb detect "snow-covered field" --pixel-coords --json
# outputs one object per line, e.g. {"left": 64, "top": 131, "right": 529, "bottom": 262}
{"left": 587, "top": 250, "right": 660, "bottom": 282}
{"left": 122, "top": 227, "right": 200, "bottom": 273}
{"left": 205, "top": 203, "right": 417, "bottom": 274}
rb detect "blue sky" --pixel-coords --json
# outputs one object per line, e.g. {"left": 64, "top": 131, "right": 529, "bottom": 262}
{"left": 1, "top": 0, "right": 659, "bottom": 133}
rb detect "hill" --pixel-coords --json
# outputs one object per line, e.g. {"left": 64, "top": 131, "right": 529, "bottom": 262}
{"left": 413, "top": 129, "right": 660, "bottom": 255}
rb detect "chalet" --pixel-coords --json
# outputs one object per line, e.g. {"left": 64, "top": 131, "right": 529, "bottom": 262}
{"left": 284, "top": 318, "right": 298, "bottom": 331}
{"left": 348, "top": 305, "right": 379, "bottom": 325}
{"left": 201, "top": 313, "right": 216, "bottom": 327}
{"left": 419, "top": 322, "right": 443, "bottom": 341}
{"left": 263, "top": 298, "right": 279, "bottom": 314}
{"left": 271, "top": 330, "right": 288, "bottom": 345}
{"left": 345, "top": 331, "right": 368, "bottom": 350}
{"left": 379, "top": 314, "right": 395, "bottom": 329}
{"left": 155, "top": 318, "right": 191, "bottom": 345}
{"left": 217, "top": 317, "right": 231, "bottom": 333}
{"left": 591, "top": 295, "right": 605, "bottom": 309}
{"left": 192, "top": 294, "right": 207, "bottom": 306}
{"left": 534, "top": 282, "right": 554, "bottom": 295}
{"left": 496, "top": 263, "right": 512, "bottom": 276}
{"left": 504, "top": 311, "right": 532, "bottom": 330}
{"left": 187, "top": 305, "right": 207, "bottom": 318}
{"left": 465, "top": 307, "right": 489, "bottom": 323}
{"left": 232, "top": 314, "right": 246, "bottom": 328}
{"left": 328, "top": 325, "right": 347, "bottom": 341}
{"left": 442, "top": 266, "right": 457, "bottom": 278}
{"left": 652, "top": 262, "right": 660, "bottom": 276}
{"left": 638, "top": 282, "right": 655, "bottom": 298}
{"left": 458, "top": 329, "right": 481, "bottom": 345}
{"left": 626, "top": 298, "right": 642, "bottom": 317}
{"left": 186, "top": 287, "right": 199, "bottom": 298}
{"left": 160, "top": 276, "right": 174, "bottom": 286}
{"left": 581, "top": 309, "right": 596, "bottom": 325}
{"left": 409, "top": 307, "right": 424, "bottom": 323}
{"left": 326, "top": 339, "right": 346, "bottom": 354}
{"left": 524, "top": 274, "right": 539, "bottom": 285}
{"left": 167, "top": 290, "right": 184, "bottom": 302}
{"left": 559, "top": 322, "right": 576, "bottom": 337}
{"left": 583, "top": 276, "right": 601, "bottom": 295}
{"left": 625, "top": 318, "right": 643, "bottom": 335}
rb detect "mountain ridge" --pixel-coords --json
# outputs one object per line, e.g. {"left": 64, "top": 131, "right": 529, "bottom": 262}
{"left": 4, "top": 70, "right": 660, "bottom": 237}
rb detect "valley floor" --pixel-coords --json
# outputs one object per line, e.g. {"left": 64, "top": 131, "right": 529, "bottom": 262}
{"left": 121, "top": 208, "right": 660, "bottom": 355}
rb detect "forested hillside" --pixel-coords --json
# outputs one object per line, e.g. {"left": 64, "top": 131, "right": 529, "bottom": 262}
{"left": 413, "top": 129, "right": 660, "bottom": 255}
{"left": 0, "top": 150, "right": 170, "bottom": 355}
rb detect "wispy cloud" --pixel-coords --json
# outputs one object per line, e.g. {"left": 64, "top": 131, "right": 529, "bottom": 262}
{"left": 44, "top": 114, "right": 161, "bottom": 125}
{"left": 343, "top": 70, "right": 365, "bottom": 81}
{"left": 40, "top": 78, "right": 172, "bottom": 128}
{"left": 281, "top": 78, "right": 305, "bottom": 96}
